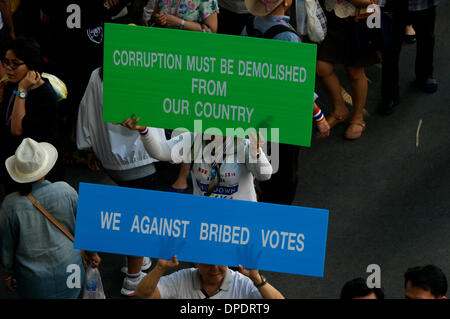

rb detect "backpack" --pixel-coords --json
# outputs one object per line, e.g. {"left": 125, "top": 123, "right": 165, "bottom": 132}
{"left": 245, "top": 16, "right": 298, "bottom": 39}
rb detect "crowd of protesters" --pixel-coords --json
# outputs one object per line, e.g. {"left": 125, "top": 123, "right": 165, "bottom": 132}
{"left": 0, "top": 0, "right": 443, "bottom": 299}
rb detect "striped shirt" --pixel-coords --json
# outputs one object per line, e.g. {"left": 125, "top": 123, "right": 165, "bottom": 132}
{"left": 378, "top": 0, "right": 439, "bottom": 11}
{"left": 316, "top": 0, "right": 328, "bottom": 36}
{"left": 408, "top": 0, "right": 440, "bottom": 11}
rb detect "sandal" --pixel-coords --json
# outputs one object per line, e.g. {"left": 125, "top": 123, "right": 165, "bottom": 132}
{"left": 326, "top": 111, "right": 350, "bottom": 129}
{"left": 344, "top": 120, "right": 366, "bottom": 140}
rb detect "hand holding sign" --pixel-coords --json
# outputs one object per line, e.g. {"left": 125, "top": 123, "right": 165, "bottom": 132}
{"left": 157, "top": 255, "right": 179, "bottom": 271}
{"left": 238, "top": 264, "right": 285, "bottom": 299}
{"left": 238, "top": 265, "right": 261, "bottom": 284}
{"left": 316, "top": 119, "right": 330, "bottom": 140}
{"left": 236, "top": 243, "right": 262, "bottom": 271}
{"left": 249, "top": 131, "right": 265, "bottom": 157}
{"left": 122, "top": 115, "right": 146, "bottom": 132}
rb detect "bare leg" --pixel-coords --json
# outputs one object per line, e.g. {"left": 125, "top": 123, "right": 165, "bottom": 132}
{"left": 127, "top": 256, "right": 143, "bottom": 274}
{"left": 316, "top": 60, "right": 350, "bottom": 127}
{"left": 171, "top": 163, "right": 190, "bottom": 190}
{"left": 344, "top": 66, "right": 367, "bottom": 139}
{"left": 405, "top": 24, "right": 416, "bottom": 36}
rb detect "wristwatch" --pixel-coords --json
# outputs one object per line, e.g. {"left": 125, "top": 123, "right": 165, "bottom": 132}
{"left": 179, "top": 19, "right": 185, "bottom": 29}
{"left": 254, "top": 275, "right": 267, "bottom": 288}
{"left": 13, "top": 89, "right": 27, "bottom": 99}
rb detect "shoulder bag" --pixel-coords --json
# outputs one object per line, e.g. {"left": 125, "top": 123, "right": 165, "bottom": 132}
{"left": 26, "top": 194, "right": 88, "bottom": 266}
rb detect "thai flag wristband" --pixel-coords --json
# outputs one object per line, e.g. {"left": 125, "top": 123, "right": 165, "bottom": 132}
{"left": 139, "top": 127, "right": 149, "bottom": 136}
{"left": 313, "top": 108, "right": 325, "bottom": 124}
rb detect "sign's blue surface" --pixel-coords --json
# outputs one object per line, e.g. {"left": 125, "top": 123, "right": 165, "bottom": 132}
{"left": 74, "top": 183, "right": 329, "bottom": 277}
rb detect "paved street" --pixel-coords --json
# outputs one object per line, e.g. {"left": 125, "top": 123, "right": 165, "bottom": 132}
{"left": 287, "top": 2, "right": 450, "bottom": 298}
{"left": 1, "top": 3, "right": 449, "bottom": 300}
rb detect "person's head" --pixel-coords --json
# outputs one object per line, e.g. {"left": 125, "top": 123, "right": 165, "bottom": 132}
{"left": 0, "top": 61, "right": 5, "bottom": 78}
{"left": 0, "top": 53, "right": 6, "bottom": 79}
{"left": 5, "top": 138, "right": 58, "bottom": 195}
{"left": 3, "top": 37, "right": 42, "bottom": 84}
{"left": 245, "top": 0, "right": 293, "bottom": 17}
{"left": 195, "top": 263, "right": 228, "bottom": 286}
{"left": 404, "top": 265, "right": 448, "bottom": 299}
{"left": 0, "top": 42, "right": 8, "bottom": 79}
{"left": 340, "top": 277, "right": 384, "bottom": 299}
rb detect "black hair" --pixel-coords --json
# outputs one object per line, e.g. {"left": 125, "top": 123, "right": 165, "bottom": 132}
{"left": 0, "top": 39, "right": 10, "bottom": 61}
{"left": 404, "top": 265, "right": 448, "bottom": 298}
{"left": 8, "top": 37, "right": 43, "bottom": 73}
{"left": 17, "top": 182, "right": 33, "bottom": 196}
{"left": 340, "top": 277, "right": 385, "bottom": 299}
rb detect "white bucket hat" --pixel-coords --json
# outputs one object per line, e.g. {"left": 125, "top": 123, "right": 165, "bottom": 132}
{"left": 5, "top": 138, "right": 58, "bottom": 183}
{"left": 245, "top": 0, "right": 285, "bottom": 16}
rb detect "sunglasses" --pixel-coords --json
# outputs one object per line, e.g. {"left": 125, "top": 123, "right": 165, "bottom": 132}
{"left": 1, "top": 58, "right": 26, "bottom": 70}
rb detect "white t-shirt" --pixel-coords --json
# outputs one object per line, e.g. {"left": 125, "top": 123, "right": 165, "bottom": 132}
{"left": 140, "top": 131, "right": 273, "bottom": 201}
{"left": 158, "top": 268, "right": 262, "bottom": 299}
{"left": 76, "top": 68, "right": 164, "bottom": 171}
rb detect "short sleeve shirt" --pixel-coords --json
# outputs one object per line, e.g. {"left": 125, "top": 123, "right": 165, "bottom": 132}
{"left": 158, "top": 268, "right": 263, "bottom": 299}
{"left": 158, "top": 0, "right": 219, "bottom": 22}
{"left": 241, "top": 15, "right": 301, "bottom": 43}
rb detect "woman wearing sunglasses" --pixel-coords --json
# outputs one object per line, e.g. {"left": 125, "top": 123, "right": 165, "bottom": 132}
{"left": 0, "top": 38, "right": 63, "bottom": 195}
{"left": 122, "top": 117, "right": 272, "bottom": 202}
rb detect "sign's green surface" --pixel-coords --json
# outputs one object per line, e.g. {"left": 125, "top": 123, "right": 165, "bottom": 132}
{"left": 103, "top": 23, "right": 317, "bottom": 147}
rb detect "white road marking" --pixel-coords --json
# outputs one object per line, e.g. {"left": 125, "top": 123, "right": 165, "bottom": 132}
{"left": 416, "top": 119, "right": 423, "bottom": 148}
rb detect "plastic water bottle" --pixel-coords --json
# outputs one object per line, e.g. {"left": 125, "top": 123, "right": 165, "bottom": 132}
{"left": 83, "top": 263, "right": 106, "bottom": 299}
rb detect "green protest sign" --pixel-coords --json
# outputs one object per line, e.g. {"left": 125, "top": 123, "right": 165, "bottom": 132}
{"left": 103, "top": 23, "right": 317, "bottom": 147}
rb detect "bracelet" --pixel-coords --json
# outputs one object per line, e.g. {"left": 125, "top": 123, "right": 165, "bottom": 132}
{"left": 313, "top": 108, "right": 324, "bottom": 123}
{"left": 254, "top": 275, "right": 267, "bottom": 288}
{"left": 179, "top": 19, "right": 185, "bottom": 29}
{"left": 316, "top": 117, "right": 326, "bottom": 125}
{"left": 139, "top": 127, "right": 149, "bottom": 135}
{"left": 252, "top": 147, "right": 261, "bottom": 159}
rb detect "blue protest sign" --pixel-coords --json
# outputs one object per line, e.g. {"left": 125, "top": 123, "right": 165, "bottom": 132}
{"left": 74, "top": 183, "right": 329, "bottom": 277}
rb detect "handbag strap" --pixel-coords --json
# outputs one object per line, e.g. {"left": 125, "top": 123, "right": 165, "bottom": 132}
{"left": 26, "top": 194, "right": 75, "bottom": 242}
